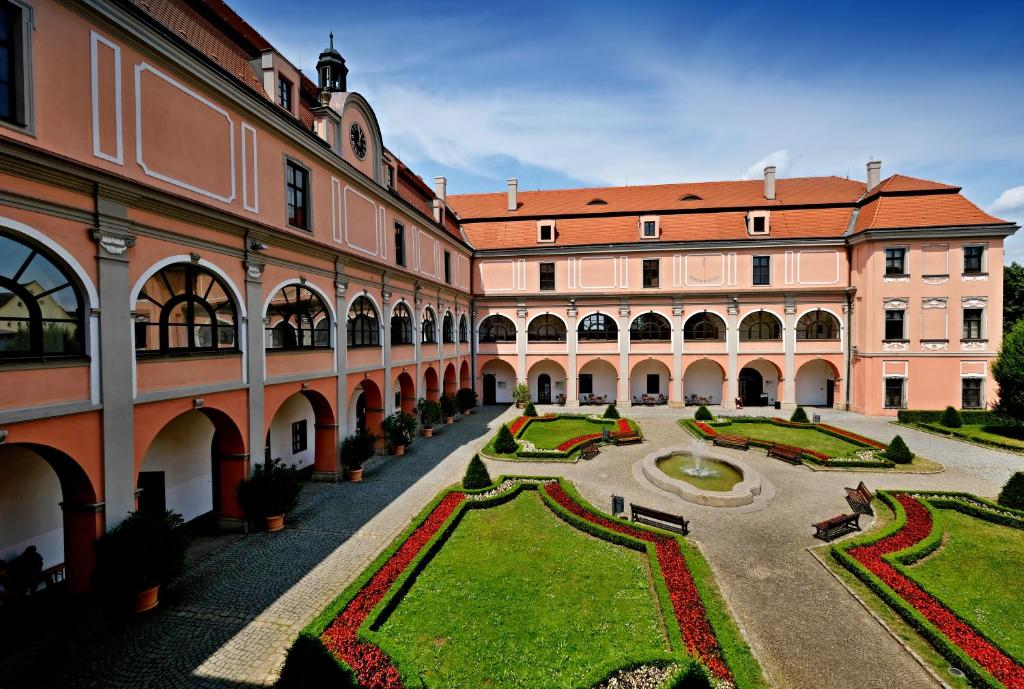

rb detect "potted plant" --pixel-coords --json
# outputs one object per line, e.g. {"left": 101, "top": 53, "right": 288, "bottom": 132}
{"left": 341, "top": 431, "right": 375, "bottom": 481}
{"left": 381, "top": 411, "right": 417, "bottom": 456}
{"left": 512, "top": 382, "right": 531, "bottom": 408}
{"left": 418, "top": 398, "right": 442, "bottom": 436}
{"left": 456, "top": 387, "right": 477, "bottom": 414}
{"left": 441, "top": 394, "right": 457, "bottom": 424}
{"left": 94, "top": 509, "right": 188, "bottom": 613}
{"left": 237, "top": 458, "right": 301, "bottom": 532}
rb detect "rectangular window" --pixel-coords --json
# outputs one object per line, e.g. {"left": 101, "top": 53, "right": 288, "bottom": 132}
{"left": 752, "top": 256, "right": 770, "bottom": 285}
{"left": 884, "top": 378, "right": 906, "bottom": 409}
{"left": 539, "top": 262, "right": 555, "bottom": 290}
{"left": 539, "top": 224, "right": 554, "bottom": 242}
{"left": 394, "top": 223, "right": 405, "bottom": 267}
{"left": 0, "top": 1, "right": 29, "bottom": 129}
{"left": 277, "top": 75, "right": 292, "bottom": 111}
{"left": 579, "top": 374, "right": 593, "bottom": 395}
{"left": 444, "top": 251, "right": 451, "bottom": 284}
{"left": 285, "top": 160, "right": 310, "bottom": 230}
{"left": 751, "top": 216, "right": 766, "bottom": 234}
{"left": 291, "top": 419, "right": 307, "bottom": 453}
{"left": 963, "top": 245, "right": 984, "bottom": 274}
{"left": 386, "top": 165, "right": 395, "bottom": 189}
{"left": 963, "top": 308, "right": 983, "bottom": 339}
{"left": 646, "top": 374, "right": 659, "bottom": 394}
{"left": 643, "top": 259, "right": 660, "bottom": 288}
{"left": 643, "top": 220, "right": 657, "bottom": 238}
{"left": 884, "top": 310, "right": 905, "bottom": 340}
{"left": 885, "top": 248, "right": 907, "bottom": 276}
{"left": 962, "top": 378, "right": 983, "bottom": 409}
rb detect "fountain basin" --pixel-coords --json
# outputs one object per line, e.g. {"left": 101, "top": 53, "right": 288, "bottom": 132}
{"left": 642, "top": 447, "right": 762, "bottom": 507}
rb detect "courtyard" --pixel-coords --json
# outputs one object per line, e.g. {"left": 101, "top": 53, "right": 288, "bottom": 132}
{"left": 3, "top": 403, "right": 1023, "bottom": 689}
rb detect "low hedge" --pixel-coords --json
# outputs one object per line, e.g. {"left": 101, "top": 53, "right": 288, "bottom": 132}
{"left": 896, "top": 409, "right": 1005, "bottom": 425}
{"left": 912, "top": 421, "right": 1024, "bottom": 453}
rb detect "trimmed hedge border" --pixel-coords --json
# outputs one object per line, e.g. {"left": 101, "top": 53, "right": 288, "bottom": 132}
{"left": 832, "top": 490, "right": 1024, "bottom": 689}
{"left": 902, "top": 420, "right": 1024, "bottom": 454}
{"left": 896, "top": 409, "right": 1006, "bottom": 425}
{"left": 486, "top": 415, "right": 642, "bottom": 461}
{"left": 279, "top": 475, "right": 766, "bottom": 689}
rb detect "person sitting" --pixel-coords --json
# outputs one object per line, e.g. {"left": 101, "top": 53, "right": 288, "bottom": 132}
{"left": 735, "top": 396, "right": 744, "bottom": 409}
{"left": 7, "top": 546, "right": 44, "bottom": 596}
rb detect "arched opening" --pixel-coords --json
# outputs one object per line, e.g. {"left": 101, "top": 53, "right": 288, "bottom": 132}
{"left": 629, "top": 313, "right": 671, "bottom": 342}
{"left": 480, "top": 359, "right": 516, "bottom": 404}
{"left": 738, "top": 359, "right": 782, "bottom": 407}
{"left": 442, "top": 312, "right": 455, "bottom": 344}
{"left": 739, "top": 311, "right": 782, "bottom": 341}
{"left": 349, "top": 379, "right": 384, "bottom": 439}
{"left": 578, "top": 358, "right": 617, "bottom": 404}
{"left": 527, "top": 314, "right": 566, "bottom": 342}
{"left": 0, "top": 443, "right": 99, "bottom": 593}
{"left": 443, "top": 362, "right": 457, "bottom": 396}
{"left": 424, "top": 366, "right": 440, "bottom": 402}
{"left": 458, "top": 315, "right": 469, "bottom": 343}
{"left": 630, "top": 359, "right": 670, "bottom": 403}
{"left": 390, "top": 302, "right": 413, "bottom": 346}
{"left": 528, "top": 360, "right": 566, "bottom": 404}
{"left": 683, "top": 312, "right": 726, "bottom": 341}
{"left": 395, "top": 371, "right": 416, "bottom": 415}
{"left": 264, "top": 283, "right": 331, "bottom": 350}
{"left": 136, "top": 408, "right": 246, "bottom": 528}
{"left": 795, "top": 359, "right": 838, "bottom": 407}
{"left": 266, "top": 389, "right": 337, "bottom": 478}
{"left": 135, "top": 263, "right": 238, "bottom": 354}
{"left": 478, "top": 315, "right": 516, "bottom": 343}
{"left": 683, "top": 359, "right": 725, "bottom": 405}
{"left": 796, "top": 310, "right": 840, "bottom": 340}
{"left": 459, "top": 360, "right": 471, "bottom": 390}
{"left": 347, "top": 296, "right": 380, "bottom": 347}
{"left": 421, "top": 308, "right": 437, "bottom": 344}
{"left": 577, "top": 313, "right": 618, "bottom": 341}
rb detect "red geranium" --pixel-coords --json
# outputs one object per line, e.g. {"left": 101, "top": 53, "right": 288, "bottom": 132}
{"left": 508, "top": 416, "right": 529, "bottom": 436}
{"left": 693, "top": 421, "right": 718, "bottom": 437}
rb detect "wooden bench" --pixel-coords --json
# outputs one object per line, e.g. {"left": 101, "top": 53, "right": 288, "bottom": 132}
{"left": 631, "top": 504, "right": 689, "bottom": 535}
{"left": 579, "top": 442, "right": 600, "bottom": 461}
{"left": 767, "top": 443, "right": 803, "bottom": 465}
{"left": 712, "top": 434, "right": 750, "bottom": 450}
{"left": 813, "top": 513, "right": 861, "bottom": 541}
{"left": 845, "top": 481, "right": 874, "bottom": 515}
{"left": 611, "top": 431, "right": 642, "bottom": 446}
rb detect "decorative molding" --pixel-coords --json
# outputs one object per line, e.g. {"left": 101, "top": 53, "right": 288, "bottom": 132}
{"left": 882, "top": 275, "right": 910, "bottom": 284}
{"left": 335, "top": 280, "right": 348, "bottom": 297}
{"left": 245, "top": 261, "right": 264, "bottom": 281}
{"left": 342, "top": 185, "right": 380, "bottom": 256}
{"left": 92, "top": 229, "right": 136, "bottom": 256}
{"left": 90, "top": 32, "right": 124, "bottom": 165}
{"left": 962, "top": 274, "right": 989, "bottom": 282}
{"left": 922, "top": 276, "right": 949, "bottom": 285}
{"left": 882, "top": 341, "right": 909, "bottom": 352}
{"left": 961, "top": 296, "right": 988, "bottom": 308}
{"left": 883, "top": 297, "right": 908, "bottom": 310}
{"left": 961, "top": 340, "right": 988, "bottom": 351}
{"left": 921, "top": 297, "right": 947, "bottom": 310}
{"left": 920, "top": 340, "right": 949, "bottom": 352}
{"left": 241, "top": 122, "right": 259, "bottom": 213}
{"left": 684, "top": 253, "right": 725, "bottom": 287}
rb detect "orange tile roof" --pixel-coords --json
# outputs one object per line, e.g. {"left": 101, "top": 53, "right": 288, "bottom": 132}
{"left": 854, "top": 191, "right": 1006, "bottom": 232}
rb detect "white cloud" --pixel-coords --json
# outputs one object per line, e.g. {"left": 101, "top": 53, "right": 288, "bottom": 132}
{"left": 742, "top": 150, "right": 793, "bottom": 180}
{"left": 989, "top": 186, "right": 1024, "bottom": 264}
{"left": 991, "top": 185, "right": 1024, "bottom": 214}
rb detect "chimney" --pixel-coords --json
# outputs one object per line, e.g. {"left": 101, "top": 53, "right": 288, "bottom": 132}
{"left": 507, "top": 178, "right": 518, "bottom": 212}
{"left": 866, "top": 160, "right": 882, "bottom": 191}
{"left": 434, "top": 176, "right": 447, "bottom": 203}
{"left": 763, "top": 165, "right": 776, "bottom": 201}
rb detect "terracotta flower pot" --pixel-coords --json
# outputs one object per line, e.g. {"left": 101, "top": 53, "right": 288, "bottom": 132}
{"left": 346, "top": 468, "right": 363, "bottom": 482}
{"left": 265, "top": 514, "right": 285, "bottom": 532}
{"left": 134, "top": 584, "right": 160, "bottom": 614}
{"left": 422, "top": 427, "right": 433, "bottom": 437}
{"left": 444, "top": 416, "right": 454, "bottom": 425}
{"left": 393, "top": 444, "right": 406, "bottom": 457}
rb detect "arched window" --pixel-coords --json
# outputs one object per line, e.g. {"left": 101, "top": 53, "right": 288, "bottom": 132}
{"left": 578, "top": 313, "right": 618, "bottom": 341}
{"left": 265, "top": 283, "right": 330, "bottom": 350}
{"left": 442, "top": 312, "right": 455, "bottom": 343}
{"left": 0, "top": 232, "right": 85, "bottom": 358}
{"left": 421, "top": 308, "right": 437, "bottom": 344}
{"left": 479, "top": 315, "right": 516, "bottom": 343}
{"left": 528, "top": 314, "right": 566, "bottom": 342}
{"left": 630, "top": 312, "right": 671, "bottom": 342}
{"left": 135, "top": 262, "right": 238, "bottom": 353}
{"left": 739, "top": 311, "right": 781, "bottom": 341}
{"left": 391, "top": 303, "right": 413, "bottom": 346}
{"left": 459, "top": 315, "right": 469, "bottom": 343}
{"left": 347, "top": 296, "right": 379, "bottom": 347}
{"left": 683, "top": 312, "right": 725, "bottom": 341}
{"left": 796, "top": 310, "right": 840, "bottom": 340}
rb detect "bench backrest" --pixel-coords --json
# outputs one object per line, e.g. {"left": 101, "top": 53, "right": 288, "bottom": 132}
{"left": 633, "top": 504, "right": 683, "bottom": 524}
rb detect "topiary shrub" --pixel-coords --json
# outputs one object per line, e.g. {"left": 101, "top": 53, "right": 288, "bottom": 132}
{"left": 998, "top": 472, "right": 1024, "bottom": 510}
{"left": 790, "top": 406, "right": 809, "bottom": 423}
{"left": 494, "top": 424, "right": 518, "bottom": 454}
{"left": 462, "top": 454, "right": 492, "bottom": 490}
{"left": 694, "top": 405, "right": 713, "bottom": 421}
{"left": 603, "top": 404, "right": 619, "bottom": 419}
{"left": 940, "top": 405, "right": 962, "bottom": 428}
{"left": 666, "top": 661, "right": 713, "bottom": 689}
{"left": 524, "top": 401, "right": 537, "bottom": 417}
{"left": 884, "top": 435, "right": 913, "bottom": 464}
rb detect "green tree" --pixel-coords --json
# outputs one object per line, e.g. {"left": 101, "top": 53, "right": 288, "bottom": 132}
{"left": 524, "top": 401, "right": 537, "bottom": 417}
{"left": 884, "top": 435, "right": 913, "bottom": 464}
{"left": 694, "top": 405, "right": 713, "bottom": 421}
{"left": 1005, "top": 262, "right": 1024, "bottom": 333}
{"left": 494, "top": 424, "right": 518, "bottom": 454}
{"left": 462, "top": 454, "right": 493, "bottom": 490}
{"left": 602, "top": 404, "right": 619, "bottom": 419}
{"left": 994, "top": 319, "right": 1024, "bottom": 421}
{"left": 940, "top": 405, "right": 962, "bottom": 428}
{"left": 998, "top": 472, "right": 1024, "bottom": 510}
{"left": 790, "top": 406, "right": 809, "bottom": 423}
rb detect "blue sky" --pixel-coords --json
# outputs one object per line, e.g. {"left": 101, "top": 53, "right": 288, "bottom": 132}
{"left": 233, "top": 0, "right": 1024, "bottom": 262}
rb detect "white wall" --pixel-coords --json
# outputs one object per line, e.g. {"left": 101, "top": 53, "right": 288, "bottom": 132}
{"left": 528, "top": 361, "right": 567, "bottom": 402}
{"left": 630, "top": 361, "right": 670, "bottom": 400}
{"left": 796, "top": 359, "right": 835, "bottom": 406}
{"left": 482, "top": 362, "right": 516, "bottom": 404}
{"left": 0, "top": 446, "right": 63, "bottom": 568}
{"left": 140, "top": 411, "right": 216, "bottom": 523}
{"left": 269, "top": 394, "right": 315, "bottom": 469}
{"left": 684, "top": 360, "right": 724, "bottom": 403}
{"left": 740, "top": 360, "right": 780, "bottom": 405}
{"left": 579, "top": 361, "right": 618, "bottom": 402}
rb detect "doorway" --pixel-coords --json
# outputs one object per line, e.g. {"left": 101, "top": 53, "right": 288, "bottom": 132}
{"left": 355, "top": 392, "right": 367, "bottom": 433}
{"left": 483, "top": 374, "right": 496, "bottom": 405}
{"left": 738, "top": 367, "right": 765, "bottom": 406}
{"left": 826, "top": 379, "right": 835, "bottom": 407}
{"left": 537, "top": 374, "right": 551, "bottom": 404}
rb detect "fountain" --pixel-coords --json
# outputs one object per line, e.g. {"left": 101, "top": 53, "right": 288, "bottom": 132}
{"left": 684, "top": 439, "right": 718, "bottom": 479}
{"left": 641, "top": 445, "right": 762, "bottom": 507}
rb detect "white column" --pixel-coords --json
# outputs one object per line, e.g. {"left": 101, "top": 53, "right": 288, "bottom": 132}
{"left": 783, "top": 301, "right": 797, "bottom": 410}
{"left": 725, "top": 302, "right": 739, "bottom": 409}
{"left": 334, "top": 278, "right": 349, "bottom": 441}
{"left": 839, "top": 301, "right": 852, "bottom": 410}
{"left": 382, "top": 288, "right": 393, "bottom": 416}
{"left": 672, "top": 301, "right": 684, "bottom": 406}
{"left": 516, "top": 302, "right": 528, "bottom": 383}
{"left": 566, "top": 303, "right": 578, "bottom": 407}
{"left": 617, "top": 302, "right": 630, "bottom": 405}
{"left": 414, "top": 295, "right": 423, "bottom": 401}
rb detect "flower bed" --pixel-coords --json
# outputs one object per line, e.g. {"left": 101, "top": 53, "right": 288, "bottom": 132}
{"left": 486, "top": 415, "right": 640, "bottom": 461}
{"left": 835, "top": 491, "right": 1024, "bottom": 689}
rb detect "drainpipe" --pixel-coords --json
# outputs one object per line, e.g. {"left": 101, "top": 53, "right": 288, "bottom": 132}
{"left": 845, "top": 292, "right": 853, "bottom": 410}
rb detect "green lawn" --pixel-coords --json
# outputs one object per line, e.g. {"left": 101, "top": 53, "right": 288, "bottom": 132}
{"left": 955, "top": 424, "right": 1024, "bottom": 450}
{"left": 374, "top": 492, "right": 668, "bottom": 688}
{"left": 712, "top": 422, "right": 863, "bottom": 457}
{"left": 520, "top": 418, "right": 609, "bottom": 448}
{"left": 906, "top": 509, "right": 1024, "bottom": 663}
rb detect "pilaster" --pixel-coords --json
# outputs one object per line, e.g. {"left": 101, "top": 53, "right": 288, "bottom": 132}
{"left": 326, "top": 271, "right": 348, "bottom": 480}
{"left": 243, "top": 257, "right": 266, "bottom": 471}
{"left": 516, "top": 301, "right": 528, "bottom": 383}
{"left": 839, "top": 301, "right": 852, "bottom": 410}
{"left": 617, "top": 301, "right": 630, "bottom": 405}
{"left": 672, "top": 301, "right": 684, "bottom": 406}
{"left": 382, "top": 283, "right": 393, "bottom": 416}
{"left": 566, "top": 300, "right": 578, "bottom": 407}
{"left": 783, "top": 299, "right": 797, "bottom": 410}
{"left": 725, "top": 299, "right": 739, "bottom": 409}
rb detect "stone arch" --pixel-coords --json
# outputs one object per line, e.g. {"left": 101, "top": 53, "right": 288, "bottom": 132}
{"left": 443, "top": 362, "right": 457, "bottom": 396}
{"left": 394, "top": 371, "right": 416, "bottom": 415}
{"left": 578, "top": 358, "right": 618, "bottom": 403}
{"left": 527, "top": 313, "right": 567, "bottom": 342}
{"left": 738, "top": 358, "right": 783, "bottom": 407}
{"left": 630, "top": 359, "right": 671, "bottom": 402}
{"left": 348, "top": 377, "right": 384, "bottom": 440}
{"left": 265, "top": 388, "right": 337, "bottom": 476}
{"left": 480, "top": 357, "right": 516, "bottom": 404}
{"left": 795, "top": 358, "right": 840, "bottom": 407}
{"left": 683, "top": 358, "right": 726, "bottom": 404}
{"left": 459, "top": 360, "right": 471, "bottom": 390}
{"left": 683, "top": 311, "right": 727, "bottom": 341}
{"left": 795, "top": 308, "right": 842, "bottom": 340}
{"left": 738, "top": 310, "right": 783, "bottom": 341}
{"left": 423, "top": 365, "right": 440, "bottom": 401}
{"left": 478, "top": 314, "right": 517, "bottom": 342}
{"left": 262, "top": 280, "right": 335, "bottom": 350}
{"left": 528, "top": 359, "right": 566, "bottom": 404}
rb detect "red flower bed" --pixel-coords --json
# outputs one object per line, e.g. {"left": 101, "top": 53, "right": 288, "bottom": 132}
{"left": 849, "top": 494, "right": 1024, "bottom": 688}
{"left": 617, "top": 419, "right": 631, "bottom": 433}
{"left": 321, "top": 492, "right": 466, "bottom": 689}
{"left": 508, "top": 416, "right": 529, "bottom": 436}
{"left": 555, "top": 432, "right": 603, "bottom": 452}
{"left": 544, "top": 483, "right": 732, "bottom": 682}
{"left": 817, "top": 423, "right": 886, "bottom": 449}
{"left": 693, "top": 421, "right": 718, "bottom": 437}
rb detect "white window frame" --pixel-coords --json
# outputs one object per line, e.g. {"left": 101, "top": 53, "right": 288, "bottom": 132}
{"left": 746, "top": 210, "right": 770, "bottom": 236}
{"left": 962, "top": 243, "right": 987, "bottom": 276}
{"left": 537, "top": 220, "right": 556, "bottom": 244}
{"left": 639, "top": 215, "right": 661, "bottom": 240}
{"left": 882, "top": 376, "right": 907, "bottom": 409}
{"left": 960, "top": 376, "right": 985, "bottom": 410}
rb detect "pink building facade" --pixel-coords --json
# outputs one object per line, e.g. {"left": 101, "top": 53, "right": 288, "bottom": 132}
{"left": 0, "top": 0, "right": 1015, "bottom": 592}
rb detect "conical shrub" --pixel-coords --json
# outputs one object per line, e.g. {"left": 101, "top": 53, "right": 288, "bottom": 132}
{"left": 524, "top": 401, "right": 537, "bottom": 417}
{"left": 462, "top": 454, "right": 493, "bottom": 490}
{"left": 694, "top": 405, "right": 713, "bottom": 421}
{"left": 998, "top": 472, "right": 1024, "bottom": 510}
{"left": 494, "top": 424, "right": 518, "bottom": 454}
{"left": 885, "top": 434, "right": 913, "bottom": 464}
{"left": 940, "top": 405, "right": 962, "bottom": 428}
{"left": 790, "top": 406, "right": 809, "bottom": 423}
{"left": 603, "top": 404, "right": 619, "bottom": 419}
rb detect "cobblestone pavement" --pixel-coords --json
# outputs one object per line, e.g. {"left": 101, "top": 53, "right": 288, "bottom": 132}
{"left": 9, "top": 404, "right": 1019, "bottom": 689}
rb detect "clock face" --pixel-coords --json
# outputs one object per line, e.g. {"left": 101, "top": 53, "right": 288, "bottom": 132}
{"left": 349, "top": 122, "right": 367, "bottom": 160}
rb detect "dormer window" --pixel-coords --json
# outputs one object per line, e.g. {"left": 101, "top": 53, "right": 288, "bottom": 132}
{"left": 537, "top": 221, "right": 556, "bottom": 243}
{"left": 277, "top": 75, "right": 292, "bottom": 112}
{"left": 587, "top": 198, "right": 608, "bottom": 206}
{"left": 746, "top": 211, "right": 770, "bottom": 236}
{"left": 639, "top": 215, "right": 660, "bottom": 239}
